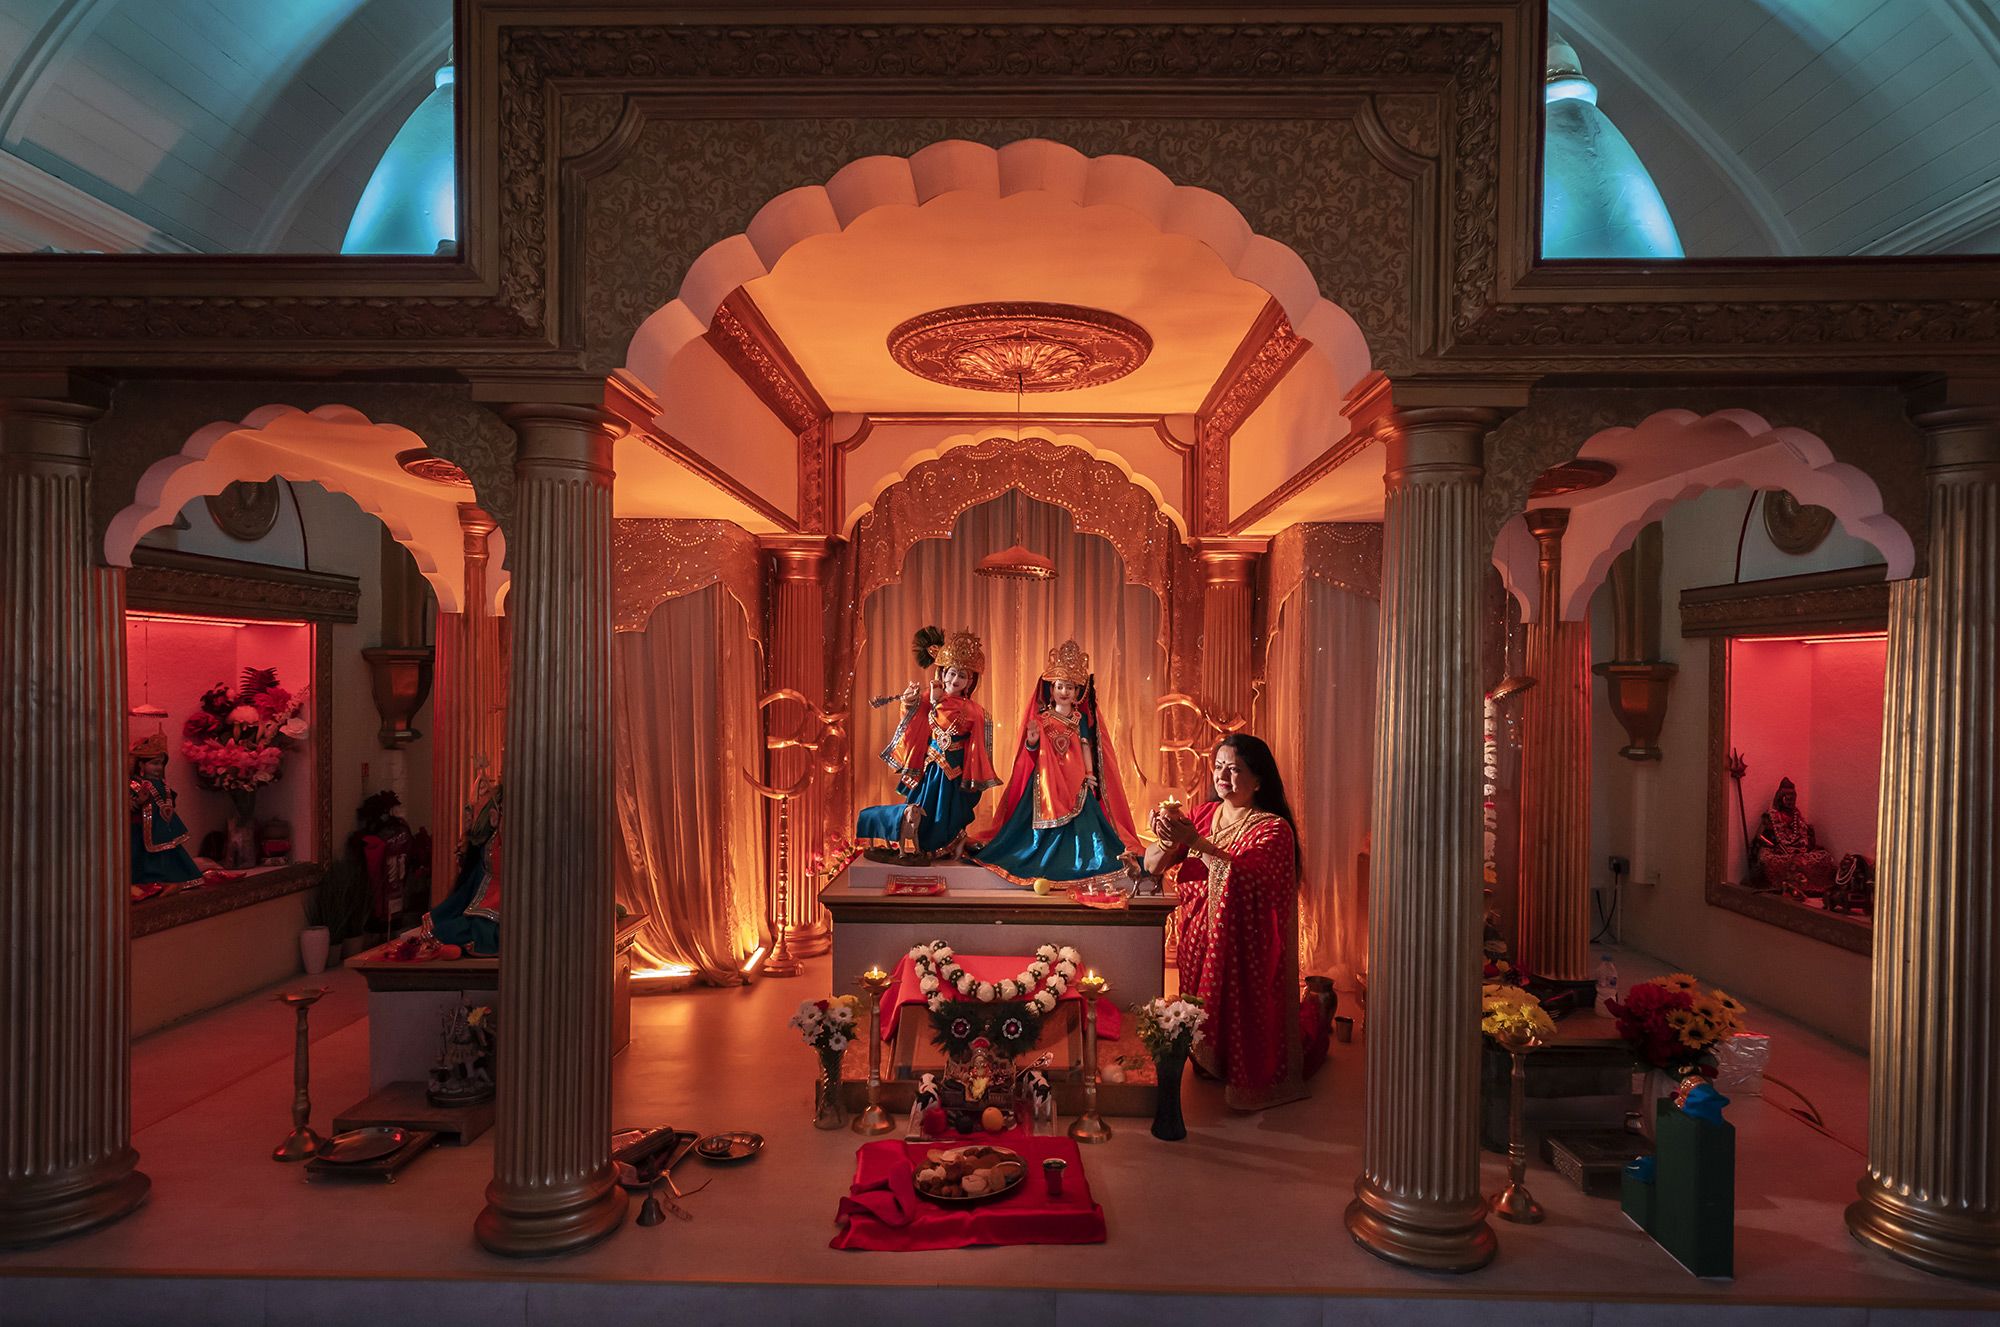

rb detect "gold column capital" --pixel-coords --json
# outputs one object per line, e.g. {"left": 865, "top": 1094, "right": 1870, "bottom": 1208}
{"left": 498, "top": 403, "right": 621, "bottom": 478}
{"left": 1377, "top": 407, "right": 1501, "bottom": 483}
{"left": 1913, "top": 406, "right": 2000, "bottom": 474}
{"left": 1193, "top": 538, "right": 1266, "bottom": 584}
{"left": 758, "top": 533, "right": 837, "bottom": 579}
{"left": 458, "top": 503, "right": 499, "bottom": 547}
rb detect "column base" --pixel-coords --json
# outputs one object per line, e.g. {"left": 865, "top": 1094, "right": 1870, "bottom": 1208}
{"left": 1848, "top": 1179, "right": 2000, "bottom": 1284}
{"left": 0, "top": 1155, "right": 150, "bottom": 1249}
{"left": 1346, "top": 1179, "right": 1496, "bottom": 1273}
{"left": 788, "top": 915, "right": 832, "bottom": 958}
{"left": 475, "top": 1172, "right": 628, "bottom": 1258}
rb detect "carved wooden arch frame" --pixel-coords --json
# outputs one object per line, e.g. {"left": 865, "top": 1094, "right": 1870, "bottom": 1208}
{"left": 848, "top": 435, "right": 1181, "bottom": 607}
{"left": 611, "top": 518, "right": 766, "bottom": 643}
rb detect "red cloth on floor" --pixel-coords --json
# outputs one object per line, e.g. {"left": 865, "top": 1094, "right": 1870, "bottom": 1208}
{"left": 878, "top": 953, "right": 1123, "bottom": 1042}
{"left": 831, "top": 1130, "right": 1107, "bottom": 1251}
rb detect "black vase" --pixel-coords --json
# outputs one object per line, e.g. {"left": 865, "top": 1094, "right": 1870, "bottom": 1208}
{"left": 1151, "top": 1051, "right": 1188, "bottom": 1141}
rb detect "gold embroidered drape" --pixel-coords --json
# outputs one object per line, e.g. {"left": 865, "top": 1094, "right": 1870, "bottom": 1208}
{"left": 612, "top": 584, "right": 769, "bottom": 981}
{"left": 1261, "top": 578, "right": 1379, "bottom": 989}
{"left": 854, "top": 491, "right": 1168, "bottom": 830}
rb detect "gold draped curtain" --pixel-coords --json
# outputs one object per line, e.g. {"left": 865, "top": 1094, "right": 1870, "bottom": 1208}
{"left": 613, "top": 584, "right": 770, "bottom": 981}
{"left": 1261, "top": 578, "right": 1379, "bottom": 990}
{"left": 854, "top": 491, "right": 1168, "bottom": 828}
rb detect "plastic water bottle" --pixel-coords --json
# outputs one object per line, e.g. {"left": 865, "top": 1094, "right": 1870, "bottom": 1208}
{"left": 1594, "top": 954, "right": 1619, "bottom": 1015}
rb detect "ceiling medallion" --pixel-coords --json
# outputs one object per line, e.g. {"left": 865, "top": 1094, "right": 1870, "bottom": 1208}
{"left": 887, "top": 302, "right": 1152, "bottom": 393}
{"left": 395, "top": 447, "right": 473, "bottom": 489}
{"left": 1529, "top": 459, "right": 1618, "bottom": 498}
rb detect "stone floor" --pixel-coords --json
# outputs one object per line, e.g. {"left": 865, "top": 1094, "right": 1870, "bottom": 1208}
{"left": 2, "top": 946, "right": 1996, "bottom": 1326}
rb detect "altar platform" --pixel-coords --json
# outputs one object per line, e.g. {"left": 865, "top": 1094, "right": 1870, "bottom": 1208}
{"left": 819, "top": 859, "right": 1176, "bottom": 1003}
{"left": 3, "top": 949, "right": 1995, "bottom": 1326}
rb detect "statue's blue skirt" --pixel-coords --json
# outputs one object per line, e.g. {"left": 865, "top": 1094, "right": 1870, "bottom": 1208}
{"left": 857, "top": 763, "right": 981, "bottom": 854}
{"left": 975, "top": 778, "right": 1127, "bottom": 886}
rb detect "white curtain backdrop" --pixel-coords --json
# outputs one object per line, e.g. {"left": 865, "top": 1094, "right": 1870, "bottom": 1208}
{"left": 855, "top": 491, "right": 1167, "bottom": 829}
{"left": 1261, "top": 578, "right": 1379, "bottom": 990}
{"left": 613, "top": 584, "right": 769, "bottom": 982}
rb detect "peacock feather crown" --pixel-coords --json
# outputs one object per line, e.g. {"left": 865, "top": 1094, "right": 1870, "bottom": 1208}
{"left": 1040, "top": 638, "right": 1091, "bottom": 687}
{"left": 929, "top": 627, "right": 987, "bottom": 675}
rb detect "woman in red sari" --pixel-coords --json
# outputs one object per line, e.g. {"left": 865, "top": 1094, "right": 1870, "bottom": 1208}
{"left": 1144, "top": 734, "right": 1307, "bottom": 1111}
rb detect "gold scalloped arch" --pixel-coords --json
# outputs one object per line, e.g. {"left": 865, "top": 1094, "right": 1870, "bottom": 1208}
{"left": 851, "top": 435, "right": 1179, "bottom": 604}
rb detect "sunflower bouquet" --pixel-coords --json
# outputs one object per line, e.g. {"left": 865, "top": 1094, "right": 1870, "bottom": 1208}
{"left": 1606, "top": 973, "right": 1746, "bottom": 1076}
{"left": 1481, "top": 984, "right": 1556, "bottom": 1049}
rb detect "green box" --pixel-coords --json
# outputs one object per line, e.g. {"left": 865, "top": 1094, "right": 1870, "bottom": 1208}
{"left": 1628, "top": 1099, "right": 1733, "bottom": 1279}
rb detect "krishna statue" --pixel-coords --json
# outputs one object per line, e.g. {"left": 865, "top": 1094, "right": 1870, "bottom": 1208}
{"left": 857, "top": 626, "right": 1001, "bottom": 864}
{"left": 972, "top": 639, "right": 1139, "bottom": 891}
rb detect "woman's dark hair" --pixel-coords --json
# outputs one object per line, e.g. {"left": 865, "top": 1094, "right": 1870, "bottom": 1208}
{"left": 1203, "top": 733, "right": 1303, "bottom": 874}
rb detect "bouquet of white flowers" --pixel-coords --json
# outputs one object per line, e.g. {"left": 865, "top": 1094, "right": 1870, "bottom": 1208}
{"left": 1135, "top": 994, "right": 1207, "bottom": 1063}
{"left": 788, "top": 995, "right": 860, "bottom": 1054}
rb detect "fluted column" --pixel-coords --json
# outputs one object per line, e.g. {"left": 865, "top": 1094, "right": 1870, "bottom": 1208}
{"left": 430, "top": 505, "right": 502, "bottom": 904}
{"left": 1197, "top": 540, "right": 1263, "bottom": 727}
{"left": 1347, "top": 408, "right": 1497, "bottom": 1272}
{"left": 1847, "top": 407, "right": 2000, "bottom": 1283}
{"left": 1514, "top": 509, "right": 1592, "bottom": 983}
{"left": 1, "top": 396, "right": 150, "bottom": 1246}
{"left": 761, "top": 536, "right": 832, "bottom": 956}
{"left": 475, "top": 404, "right": 626, "bottom": 1256}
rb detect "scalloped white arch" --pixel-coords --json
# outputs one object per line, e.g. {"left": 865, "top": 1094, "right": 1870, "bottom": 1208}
{"left": 623, "top": 138, "right": 1374, "bottom": 401}
{"left": 841, "top": 428, "right": 1186, "bottom": 537}
{"left": 1496, "top": 409, "right": 1914, "bottom": 622}
{"left": 104, "top": 404, "right": 509, "bottom": 617}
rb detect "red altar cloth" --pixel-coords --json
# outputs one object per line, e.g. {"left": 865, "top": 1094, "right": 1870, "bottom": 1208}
{"left": 831, "top": 1130, "right": 1107, "bottom": 1251}
{"left": 878, "top": 952, "right": 1122, "bottom": 1043}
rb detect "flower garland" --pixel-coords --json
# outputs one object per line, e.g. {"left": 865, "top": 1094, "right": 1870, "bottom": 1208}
{"left": 908, "top": 940, "right": 1081, "bottom": 1017}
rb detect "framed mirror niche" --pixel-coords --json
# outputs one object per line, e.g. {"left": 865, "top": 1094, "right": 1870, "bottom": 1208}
{"left": 1681, "top": 567, "right": 1889, "bottom": 955}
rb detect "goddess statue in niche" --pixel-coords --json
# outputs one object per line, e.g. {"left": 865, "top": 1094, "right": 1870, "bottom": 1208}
{"left": 857, "top": 626, "right": 1001, "bottom": 865}
{"left": 128, "top": 732, "right": 206, "bottom": 901}
{"left": 426, "top": 779, "right": 501, "bottom": 956}
{"left": 971, "top": 639, "right": 1139, "bottom": 891}
{"left": 1750, "top": 776, "right": 1837, "bottom": 901}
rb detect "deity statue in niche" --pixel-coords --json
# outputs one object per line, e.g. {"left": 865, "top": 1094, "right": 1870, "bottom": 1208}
{"left": 856, "top": 626, "right": 1000, "bottom": 865}
{"left": 1750, "top": 777, "right": 1837, "bottom": 901}
{"left": 128, "top": 732, "right": 206, "bottom": 901}
{"left": 970, "top": 639, "right": 1139, "bottom": 892}
{"left": 425, "top": 778, "right": 501, "bottom": 956}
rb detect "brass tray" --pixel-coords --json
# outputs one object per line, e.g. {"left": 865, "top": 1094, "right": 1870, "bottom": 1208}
{"left": 913, "top": 1144, "right": 1028, "bottom": 1206}
{"left": 694, "top": 1131, "right": 764, "bottom": 1164}
{"left": 317, "top": 1126, "right": 410, "bottom": 1164}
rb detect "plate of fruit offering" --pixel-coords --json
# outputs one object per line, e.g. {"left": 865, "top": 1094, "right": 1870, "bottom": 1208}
{"left": 912, "top": 1143, "right": 1028, "bottom": 1205}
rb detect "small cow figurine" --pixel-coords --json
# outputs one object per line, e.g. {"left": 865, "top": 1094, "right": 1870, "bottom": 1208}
{"left": 1021, "top": 1067, "right": 1055, "bottom": 1133}
{"left": 907, "top": 1071, "right": 942, "bottom": 1137}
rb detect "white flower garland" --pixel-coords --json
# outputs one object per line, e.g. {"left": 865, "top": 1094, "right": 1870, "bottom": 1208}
{"left": 908, "top": 940, "right": 1081, "bottom": 1017}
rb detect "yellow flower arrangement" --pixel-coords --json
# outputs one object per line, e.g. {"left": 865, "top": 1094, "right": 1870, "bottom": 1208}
{"left": 1481, "top": 984, "right": 1556, "bottom": 1047}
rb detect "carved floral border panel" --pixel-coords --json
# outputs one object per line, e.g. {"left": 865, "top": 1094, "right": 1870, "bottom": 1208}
{"left": 611, "top": 519, "right": 764, "bottom": 637}
{"left": 1265, "top": 522, "right": 1384, "bottom": 609}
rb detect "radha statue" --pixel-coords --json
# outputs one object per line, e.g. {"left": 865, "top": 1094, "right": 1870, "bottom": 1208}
{"left": 973, "top": 639, "right": 1139, "bottom": 891}
{"left": 128, "top": 732, "right": 205, "bottom": 901}
{"left": 857, "top": 626, "right": 1001, "bottom": 863}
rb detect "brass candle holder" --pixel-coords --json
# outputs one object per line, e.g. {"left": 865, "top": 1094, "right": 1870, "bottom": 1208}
{"left": 1490, "top": 1030, "right": 1545, "bottom": 1223}
{"left": 852, "top": 965, "right": 895, "bottom": 1135}
{"left": 1069, "top": 972, "right": 1112, "bottom": 1144}
{"left": 272, "top": 987, "right": 329, "bottom": 1162}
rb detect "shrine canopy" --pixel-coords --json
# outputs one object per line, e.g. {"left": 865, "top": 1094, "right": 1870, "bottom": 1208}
{"left": 607, "top": 140, "right": 1387, "bottom": 542}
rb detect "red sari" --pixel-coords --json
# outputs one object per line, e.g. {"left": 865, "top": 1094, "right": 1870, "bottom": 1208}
{"left": 1171, "top": 802, "right": 1306, "bottom": 1111}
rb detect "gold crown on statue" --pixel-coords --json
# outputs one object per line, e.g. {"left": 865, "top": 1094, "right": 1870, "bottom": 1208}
{"left": 129, "top": 732, "right": 168, "bottom": 761}
{"left": 1041, "top": 638, "right": 1091, "bottom": 687}
{"left": 929, "top": 628, "right": 987, "bottom": 674}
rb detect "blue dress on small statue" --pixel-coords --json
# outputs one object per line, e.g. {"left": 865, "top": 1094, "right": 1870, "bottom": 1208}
{"left": 856, "top": 695, "right": 1001, "bottom": 855}
{"left": 130, "top": 775, "right": 202, "bottom": 889}
{"left": 429, "top": 802, "right": 500, "bottom": 956}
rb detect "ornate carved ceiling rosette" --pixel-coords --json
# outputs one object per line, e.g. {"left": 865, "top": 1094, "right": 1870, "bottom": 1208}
{"left": 887, "top": 303, "right": 1151, "bottom": 394}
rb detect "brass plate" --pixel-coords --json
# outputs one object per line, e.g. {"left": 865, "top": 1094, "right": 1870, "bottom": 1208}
{"left": 694, "top": 1131, "right": 764, "bottom": 1164}
{"left": 317, "top": 1126, "right": 410, "bottom": 1164}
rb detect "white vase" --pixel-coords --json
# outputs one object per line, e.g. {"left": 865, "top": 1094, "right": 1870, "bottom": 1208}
{"left": 300, "top": 925, "right": 330, "bottom": 975}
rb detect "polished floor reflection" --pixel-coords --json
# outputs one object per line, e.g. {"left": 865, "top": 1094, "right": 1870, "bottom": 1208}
{"left": 2, "top": 950, "right": 1995, "bottom": 1324}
